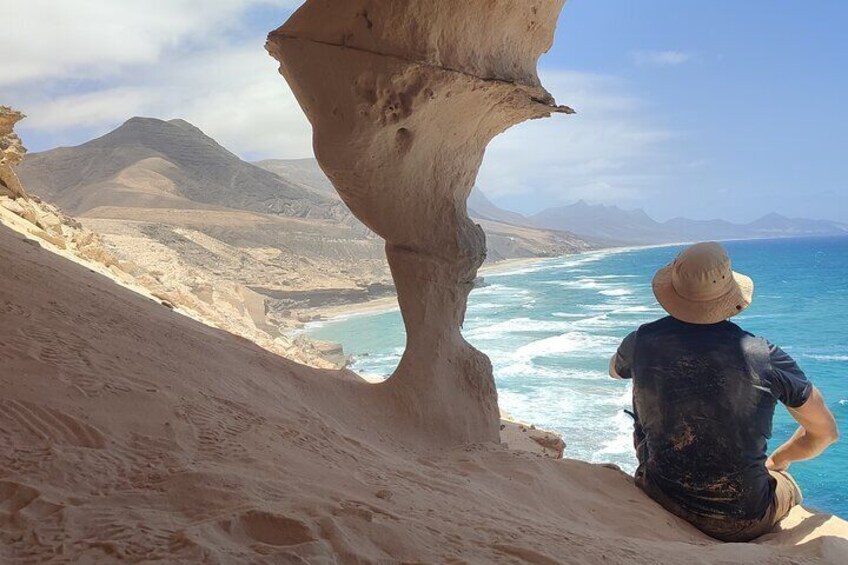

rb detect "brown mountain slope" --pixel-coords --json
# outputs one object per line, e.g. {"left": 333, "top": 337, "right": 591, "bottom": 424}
{"left": 18, "top": 117, "right": 347, "bottom": 220}
{"left": 16, "top": 118, "right": 392, "bottom": 333}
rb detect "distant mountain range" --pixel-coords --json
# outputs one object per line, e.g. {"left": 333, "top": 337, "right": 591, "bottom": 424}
{"left": 463, "top": 189, "right": 847, "bottom": 246}
{"left": 250, "top": 160, "right": 592, "bottom": 260}
{"left": 529, "top": 201, "right": 848, "bottom": 245}
{"left": 22, "top": 113, "right": 835, "bottom": 265}
{"left": 20, "top": 116, "right": 843, "bottom": 253}
{"left": 246, "top": 157, "right": 848, "bottom": 247}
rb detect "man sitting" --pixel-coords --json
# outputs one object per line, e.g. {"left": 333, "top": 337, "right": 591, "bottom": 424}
{"left": 610, "top": 242, "right": 839, "bottom": 541}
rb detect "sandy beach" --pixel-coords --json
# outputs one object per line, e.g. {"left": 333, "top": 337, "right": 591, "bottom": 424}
{"left": 306, "top": 255, "right": 555, "bottom": 324}
{"left": 303, "top": 247, "right": 672, "bottom": 325}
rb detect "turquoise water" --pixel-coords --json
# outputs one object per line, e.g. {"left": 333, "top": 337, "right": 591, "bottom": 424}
{"left": 307, "top": 237, "right": 848, "bottom": 517}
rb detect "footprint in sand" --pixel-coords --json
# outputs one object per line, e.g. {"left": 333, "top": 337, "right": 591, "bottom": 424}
{"left": 221, "top": 510, "right": 315, "bottom": 547}
{"left": 0, "top": 400, "right": 106, "bottom": 448}
{"left": 0, "top": 481, "right": 65, "bottom": 532}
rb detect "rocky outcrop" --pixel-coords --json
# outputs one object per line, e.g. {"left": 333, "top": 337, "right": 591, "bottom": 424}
{"left": 501, "top": 416, "right": 567, "bottom": 459}
{"left": 267, "top": 0, "right": 573, "bottom": 445}
{"left": 0, "top": 107, "right": 28, "bottom": 199}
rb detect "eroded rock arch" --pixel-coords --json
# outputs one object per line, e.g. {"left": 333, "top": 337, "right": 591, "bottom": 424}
{"left": 267, "top": 0, "right": 572, "bottom": 445}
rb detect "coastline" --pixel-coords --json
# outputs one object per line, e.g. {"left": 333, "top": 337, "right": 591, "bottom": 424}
{"left": 303, "top": 255, "right": 556, "bottom": 327}
{"left": 302, "top": 243, "right": 687, "bottom": 327}
{"left": 298, "top": 235, "right": 848, "bottom": 329}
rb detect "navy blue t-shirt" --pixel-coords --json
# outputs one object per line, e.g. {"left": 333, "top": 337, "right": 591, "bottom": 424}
{"left": 615, "top": 316, "right": 812, "bottom": 521}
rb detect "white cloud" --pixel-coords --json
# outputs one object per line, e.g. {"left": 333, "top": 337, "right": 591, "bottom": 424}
{"left": 477, "top": 70, "right": 677, "bottom": 211}
{"left": 0, "top": 0, "right": 302, "bottom": 86}
{"left": 5, "top": 0, "right": 313, "bottom": 158}
{"left": 632, "top": 50, "right": 690, "bottom": 66}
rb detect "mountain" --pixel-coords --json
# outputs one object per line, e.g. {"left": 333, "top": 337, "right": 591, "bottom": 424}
{"left": 466, "top": 187, "right": 529, "bottom": 226}
{"left": 17, "top": 118, "right": 393, "bottom": 333}
{"left": 253, "top": 157, "right": 337, "bottom": 196}
{"left": 18, "top": 117, "right": 346, "bottom": 220}
{"left": 253, "top": 159, "right": 593, "bottom": 259}
{"left": 531, "top": 201, "right": 669, "bottom": 244}
{"left": 531, "top": 201, "right": 848, "bottom": 245}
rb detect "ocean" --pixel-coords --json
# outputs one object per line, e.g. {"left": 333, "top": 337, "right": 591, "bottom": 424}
{"left": 306, "top": 236, "right": 848, "bottom": 517}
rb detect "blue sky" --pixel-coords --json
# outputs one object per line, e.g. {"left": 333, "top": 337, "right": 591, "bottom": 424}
{"left": 4, "top": 1, "right": 847, "bottom": 222}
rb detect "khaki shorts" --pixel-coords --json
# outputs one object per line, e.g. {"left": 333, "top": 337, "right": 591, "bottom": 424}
{"left": 770, "top": 470, "right": 804, "bottom": 524}
{"left": 635, "top": 469, "right": 803, "bottom": 542}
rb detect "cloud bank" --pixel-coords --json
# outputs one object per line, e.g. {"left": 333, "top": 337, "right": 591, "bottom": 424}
{"left": 4, "top": 0, "right": 312, "bottom": 158}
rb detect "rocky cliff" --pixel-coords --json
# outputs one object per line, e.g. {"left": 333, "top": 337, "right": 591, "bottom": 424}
{"left": 0, "top": 106, "right": 29, "bottom": 199}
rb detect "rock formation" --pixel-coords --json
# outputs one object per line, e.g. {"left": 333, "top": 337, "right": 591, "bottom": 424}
{"left": 0, "top": 106, "right": 28, "bottom": 199}
{"left": 267, "top": 0, "right": 573, "bottom": 445}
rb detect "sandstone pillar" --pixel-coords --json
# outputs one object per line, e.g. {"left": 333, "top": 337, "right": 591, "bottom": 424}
{"left": 267, "top": 0, "right": 572, "bottom": 445}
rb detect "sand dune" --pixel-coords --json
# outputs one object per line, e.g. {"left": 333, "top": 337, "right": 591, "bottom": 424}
{"left": 2, "top": 222, "right": 846, "bottom": 563}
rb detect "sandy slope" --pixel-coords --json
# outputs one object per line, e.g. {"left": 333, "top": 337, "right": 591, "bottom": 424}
{"left": 1, "top": 224, "right": 846, "bottom": 563}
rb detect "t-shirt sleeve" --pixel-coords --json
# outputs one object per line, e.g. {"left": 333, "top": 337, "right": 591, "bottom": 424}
{"left": 614, "top": 331, "right": 637, "bottom": 380}
{"left": 767, "top": 342, "right": 813, "bottom": 408}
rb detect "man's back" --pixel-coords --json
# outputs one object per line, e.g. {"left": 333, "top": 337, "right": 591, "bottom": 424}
{"left": 612, "top": 242, "right": 837, "bottom": 541}
{"left": 615, "top": 316, "right": 811, "bottom": 522}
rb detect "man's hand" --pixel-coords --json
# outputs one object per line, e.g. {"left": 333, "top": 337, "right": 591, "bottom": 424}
{"left": 766, "top": 454, "right": 790, "bottom": 473}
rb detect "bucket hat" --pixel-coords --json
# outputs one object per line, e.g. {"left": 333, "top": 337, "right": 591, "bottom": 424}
{"left": 652, "top": 242, "right": 754, "bottom": 324}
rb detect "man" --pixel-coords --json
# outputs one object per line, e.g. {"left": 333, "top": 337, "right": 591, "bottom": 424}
{"left": 610, "top": 242, "right": 839, "bottom": 542}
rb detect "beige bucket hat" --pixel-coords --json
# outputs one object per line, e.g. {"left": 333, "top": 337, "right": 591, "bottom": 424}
{"left": 652, "top": 242, "right": 754, "bottom": 324}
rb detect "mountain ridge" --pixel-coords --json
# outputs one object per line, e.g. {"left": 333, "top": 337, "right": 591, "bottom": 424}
{"left": 18, "top": 116, "right": 348, "bottom": 221}
{"left": 530, "top": 200, "right": 848, "bottom": 245}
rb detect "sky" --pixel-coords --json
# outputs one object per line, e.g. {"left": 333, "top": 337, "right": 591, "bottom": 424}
{"left": 3, "top": 0, "right": 847, "bottom": 222}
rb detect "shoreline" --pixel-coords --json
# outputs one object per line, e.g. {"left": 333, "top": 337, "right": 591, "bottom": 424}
{"left": 302, "top": 255, "right": 559, "bottom": 329}
{"left": 301, "top": 243, "right": 682, "bottom": 328}
{"left": 299, "top": 234, "right": 840, "bottom": 330}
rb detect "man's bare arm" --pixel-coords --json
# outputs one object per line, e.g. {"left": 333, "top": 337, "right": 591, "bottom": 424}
{"left": 609, "top": 354, "right": 622, "bottom": 379}
{"left": 767, "top": 386, "right": 839, "bottom": 472}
